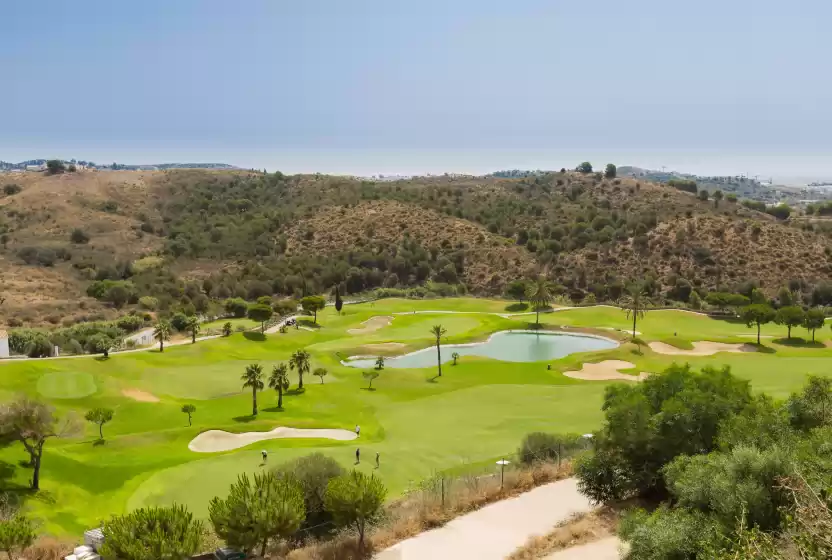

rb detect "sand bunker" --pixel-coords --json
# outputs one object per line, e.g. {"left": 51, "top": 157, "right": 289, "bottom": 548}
{"left": 361, "top": 342, "right": 407, "bottom": 352}
{"left": 348, "top": 316, "right": 393, "bottom": 335}
{"left": 188, "top": 426, "right": 358, "bottom": 453}
{"left": 122, "top": 389, "right": 160, "bottom": 402}
{"left": 563, "top": 360, "right": 648, "bottom": 382}
{"left": 649, "top": 341, "right": 756, "bottom": 356}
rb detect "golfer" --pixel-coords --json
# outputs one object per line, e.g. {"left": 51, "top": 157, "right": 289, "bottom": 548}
{"left": 355, "top": 448, "right": 360, "bottom": 464}
{"left": 261, "top": 450, "right": 268, "bottom": 463}
{"left": 355, "top": 424, "right": 360, "bottom": 437}
{"left": 375, "top": 452, "right": 380, "bottom": 468}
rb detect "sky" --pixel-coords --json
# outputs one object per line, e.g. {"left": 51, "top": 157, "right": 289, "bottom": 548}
{"left": 2, "top": 0, "right": 831, "bottom": 181}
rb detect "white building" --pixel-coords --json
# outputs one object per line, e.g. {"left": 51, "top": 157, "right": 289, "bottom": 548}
{"left": 0, "top": 330, "right": 9, "bottom": 359}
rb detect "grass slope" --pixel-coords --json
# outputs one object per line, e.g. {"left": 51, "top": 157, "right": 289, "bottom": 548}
{"left": 0, "top": 297, "right": 828, "bottom": 535}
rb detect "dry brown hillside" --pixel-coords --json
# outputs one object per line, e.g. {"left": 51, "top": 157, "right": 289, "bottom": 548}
{"left": 284, "top": 200, "right": 537, "bottom": 291}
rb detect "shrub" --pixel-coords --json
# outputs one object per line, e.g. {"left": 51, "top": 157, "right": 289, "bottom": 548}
{"left": 620, "top": 506, "right": 723, "bottom": 559}
{"left": 138, "top": 296, "right": 158, "bottom": 310}
{"left": 169, "top": 312, "right": 189, "bottom": 332}
{"left": 274, "top": 453, "right": 344, "bottom": 535}
{"left": 224, "top": 297, "right": 248, "bottom": 318}
{"left": 100, "top": 505, "right": 204, "bottom": 560}
{"left": 116, "top": 314, "right": 144, "bottom": 333}
{"left": 2, "top": 184, "right": 22, "bottom": 196}
{"left": 518, "top": 432, "right": 583, "bottom": 465}
{"left": 70, "top": 228, "right": 90, "bottom": 244}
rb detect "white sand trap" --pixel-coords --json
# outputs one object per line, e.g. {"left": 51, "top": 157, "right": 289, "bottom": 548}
{"left": 348, "top": 315, "right": 393, "bottom": 335}
{"left": 122, "top": 389, "right": 160, "bottom": 402}
{"left": 188, "top": 426, "right": 357, "bottom": 453}
{"left": 649, "top": 341, "right": 757, "bottom": 356}
{"left": 564, "top": 360, "right": 648, "bottom": 382}
{"left": 362, "top": 342, "right": 407, "bottom": 352}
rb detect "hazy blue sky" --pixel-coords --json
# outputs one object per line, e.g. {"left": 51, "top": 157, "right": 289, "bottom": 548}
{"left": 2, "top": 1, "right": 830, "bottom": 180}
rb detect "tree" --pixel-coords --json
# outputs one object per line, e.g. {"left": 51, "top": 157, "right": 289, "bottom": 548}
{"left": 209, "top": 472, "right": 305, "bottom": 557}
{"left": 0, "top": 397, "right": 79, "bottom": 490}
{"left": 85, "top": 333, "right": 113, "bottom": 358}
{"left": 225, "top": 298, "right": 248, "bottom": 318}
{"left": 506, "top": 279, "right": 528, "bottom": 302}
{"left": 688, "top": 290, "right": 702, "bottom": 310}
{"left": 269, "top": 364, "right": 290, "bottom": 409}
{"left": 300, "top": 295, "right": 326, "bottom": 323}
{"left": 84, "top": 407, "right": 114, "bottom": 441}
{"left": 242, "top": 364, "right": 264, "bottom": 416}
{"left": 575, "top": 364, "right": 751, "bottom": 503}
{"left": 698, "top": 189, "right": 709, "bottom": 201}
{"left": 604, "top": 163, "right": 617, "bottom": 179}
{"left": 787, "top": 376, "right": 832, "bottom": 431}
{"left": 181, "top": 404, "right": 196, "bottom": 426}
{"left": 185, "top": 316, "right": 200, "bottom": 343}
{"left": 374, "top": 356, "right": 385, "bottom": 370}
{"left": 334, "top": 285, "right": 344, "bottom": 315}
{"left": 247, "top": 303, "right": 273, "bottom": 333}
{"left": 100, "top": 505, "right": 204, "bottom": 560}
{"left": 803, "top": 308, "right": 825, "bottom": 341}
{"left": 620, "top": 282, "right": 651, "bottom": 337}
{"left": 45, "top": 160, "right": 65, "bottom": 175}
{"left": 324, "top": 471, "right": 387, "bottom": 554}
{"left": 740, "top": 304, "right": 775, "bottom": 344}
{"left": 526, "top": 276, "right": 556, "bottom": 326}
{"left": 774, "top": 305, "right": 805, "bottom": 339}
{"left": 313, "top": 367, "right": 328, "bottom": 384}
{"left": 0, "top": 514, "right": 36, "bottom": 560}
{"left": 576, "top": 162, "right": 593, "bottom": 174}
{"left": 289, "top": 349, "right": 310, "bottom": 390}
{"left": 363, "top": 371, "right": 379, "bottom": 390}
{"left": 778, "top": 286, "right": 796, "bottom": 307}
{"left": 452, "top": 352, "right": 460, "bottom": 365}
{"left": 273, "top": 453, "right": 344, "bottom": 534}
{"left": 153, "top": 320, "right": 171, "bottom": 352}
{"left": 750, "top": 288, "right": 767, "bottom": 304}
{"left": 222, "top": 322, "right": 232, "bottom": 337}
{"left": 431, "top": 325, "right": 447, "bottom": 378}
{"left": 712, "top": 190, "right": 723, "bottom": 207}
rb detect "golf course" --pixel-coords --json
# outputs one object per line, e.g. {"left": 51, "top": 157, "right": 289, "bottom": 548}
{"left": 0, "top": 297, "right": 829, "bottom": 536}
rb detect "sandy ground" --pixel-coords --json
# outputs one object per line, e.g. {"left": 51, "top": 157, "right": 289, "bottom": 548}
{"left": 375, "top": 478, "right": 593, "bottom": 560}
{"left": 188, "top": 426, "right": 357, "bottom": 452}
{"left": 649, "top": 341, "right": 756, "bottom": 356}
{"left": 122, "top": 389, "right": 160, "bottom": 402}
{"left": 362, "top": 342, "right": 407, "bottom": 352}
{"left": 563, "top": 361, "right": 648, "bottom": 382}
{"left": 348, "top": 316, "right": 393, "bottom": 335}
{"left": 544, "top": 537, "right": 625, "bottom": 560}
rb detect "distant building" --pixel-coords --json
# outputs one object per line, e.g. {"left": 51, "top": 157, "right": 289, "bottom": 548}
{"left": 0, "top": 330, "right": 8, "bottom": 359}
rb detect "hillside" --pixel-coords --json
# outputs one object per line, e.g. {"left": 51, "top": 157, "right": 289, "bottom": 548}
{"left": 0, "top": 168, "right": 830, "bottom": 326}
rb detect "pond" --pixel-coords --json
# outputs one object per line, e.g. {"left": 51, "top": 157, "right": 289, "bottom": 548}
{"left": 342, "top": 330, "right": 618, "bottom": 369}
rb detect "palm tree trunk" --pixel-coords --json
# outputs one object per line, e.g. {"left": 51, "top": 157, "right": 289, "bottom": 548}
{"left": 160, "top": 340, "right": 164, "bottom": 352}
{"left": 192, "top": 331, "right": 196, "bottom": 343}
{"left": 436, "top": 342, "right": 442, "bottom": 377}
{"left": 188, "top": 413, "right": 192, "bottom": 426}
{"left": 757, "top": 323, "right": 761, "bottom": 345}
{"left": 787, "top": 325, "right": 791, "bottom": 339}
{"left": 536, "top": 308, "right": 540, "bottom": 326}
{"left": 278, "top": 387, "right": 283, "bottom": 409}
{"left": 99, "top": 423, "right": 103, "bottom": 440}
{"left": 252, "top": 387, "right": 258, "bottom": 415}
{"left": 298, "top": 372, "right": 304, "bottom": 390}
{"left": 632, "top": 314, "right": 637, "bottom": 337}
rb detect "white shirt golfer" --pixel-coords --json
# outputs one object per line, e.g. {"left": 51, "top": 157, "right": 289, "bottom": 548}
{"left": 355, "top": 425, "right": 360, "bottom": 437}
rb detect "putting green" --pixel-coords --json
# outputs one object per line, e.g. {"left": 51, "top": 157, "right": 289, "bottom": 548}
{"left": 0, "top": 296, "right": 827, "bottom": 536}
{"left": 37, "top": 371, "right": 97, "bottom": 399}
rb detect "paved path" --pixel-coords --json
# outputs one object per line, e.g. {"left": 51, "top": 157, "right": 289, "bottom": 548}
{"left": 374, "top": 478, "right": 593, "bottom": 560}
{"left": 544, "top": 537, "right": 624, "bottom": 560}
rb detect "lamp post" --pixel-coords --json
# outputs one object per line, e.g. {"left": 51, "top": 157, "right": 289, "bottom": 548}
{"left": 496, "top": 459, "right": 511, "bottom": 490}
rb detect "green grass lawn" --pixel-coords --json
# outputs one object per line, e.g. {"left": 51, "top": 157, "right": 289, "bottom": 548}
{"left": 0, "top": 298, "right": 828, "bottom": 535}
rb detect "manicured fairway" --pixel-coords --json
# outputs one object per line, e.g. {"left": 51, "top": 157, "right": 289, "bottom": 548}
{"left": 0, "top": 297, "right": 828, "bottom": 535}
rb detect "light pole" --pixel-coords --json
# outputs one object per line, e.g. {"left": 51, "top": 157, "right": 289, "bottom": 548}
{"left": 496, "top": 459, "right": 511, "bottom": 490}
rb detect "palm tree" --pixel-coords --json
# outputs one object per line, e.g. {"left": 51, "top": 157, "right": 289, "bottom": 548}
{"left": 526, "top": 276, "right": 556, "bottom": 326}
{"left": 289, "top": 349, "right": 311, "bottom": 390}
{"left": 452, "top": 352, "right": 460, "bottom": 365}
{"left": 186, "top": 316, "right": 200, "bottom": 344}
{"left": 242, "top": 364, "right": 264, "bottom": 416}
{"left": 181, "top": 404, "right": 196, "bottom": 426}
{"left": 375, "top": 356, "right": 385, "bottom": 370}
{"left": 431, "top": 325, "right": 447, "bottom": 377}
{"left": 222, "top": 322, "right": 232, "bottom": 337}
{"left": 268, "top": 363, "right": 290, "bottom": 409}
{"left": 620, "top": 282, "right": 652, "bottom": 337}
{"left": 153, "top": 320, "right": 171, "bottom": 352}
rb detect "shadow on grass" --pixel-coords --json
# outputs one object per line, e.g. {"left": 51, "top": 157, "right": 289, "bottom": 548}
{"left": 243, "top": 332, "right": 266, "bottom": 342}
{"left": 262, "top": 406, "right": 285, "bottom": 413}
{"left": 748, "top": 343, "right": 777, "bottom": 354}
{"left": 94, "top": 356, "right": 111, "bottom": 362}
{"left": 285, "top": 388, "right": 306, "bottom": 396}
{"left": 233, "top": 414, "right": 257, "bottom": 423}
{"left": 505, "top": 302, "right": 529, "bottom": 312}
{"left": 298, "top": 319, "right": 321, "bottom": 329}
{"left": 360, "top": 387, "right": 377, "bottom": 392}
{"left": 92, "top": 439, "right": 106, "bottom": 447}
{"left": 773, "top": 337, "right": 825, "bottom": 349}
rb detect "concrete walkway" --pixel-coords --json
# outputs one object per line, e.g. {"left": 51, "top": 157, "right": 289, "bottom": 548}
{"left": 375, "top": 478, "right": 593, "bottom": 560}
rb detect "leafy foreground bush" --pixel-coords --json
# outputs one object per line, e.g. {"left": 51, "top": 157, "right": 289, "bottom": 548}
{"left": 274, "top": 453, "right": 344, "bottom": 538}
{"left": 100, "top": 505, "right": 204, "bottom": 560}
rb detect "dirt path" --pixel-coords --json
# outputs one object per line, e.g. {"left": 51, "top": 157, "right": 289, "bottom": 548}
{"left": 543, "top": 537, "right": 624, "bottom": 559}
{"left": 374, "top": 478, "right": 593, "bottom": 560}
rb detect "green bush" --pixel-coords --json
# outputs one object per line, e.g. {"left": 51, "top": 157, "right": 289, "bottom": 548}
{"left": 100, "top": 505, "right": 204, "bottom": 560}
{"left": 620, "top": 506, "right": 724, "bottom": 559}
{"left": 274, "top": 453, "right": 344, "bottom": 535}
{"left": 518, "top": 432, "right": 583, "bottom": 465}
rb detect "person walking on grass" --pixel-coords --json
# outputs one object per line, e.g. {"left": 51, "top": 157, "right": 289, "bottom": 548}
{"left": 261, "top": 450, "right": 268, "bottom": 463}
{"left": 376, "top": 452, "right": 380, "bottom": 469}
{"left": 355, "top": 424, "right": 360, "bottom": 437}
{"left": 356, "top": 448, "right": 360, "bottom": 464}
